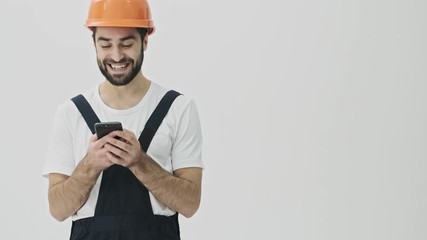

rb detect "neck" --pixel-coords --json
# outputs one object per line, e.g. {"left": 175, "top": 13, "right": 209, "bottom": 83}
{"left": 99, "top": 73, "right": 151, "bottom": 110}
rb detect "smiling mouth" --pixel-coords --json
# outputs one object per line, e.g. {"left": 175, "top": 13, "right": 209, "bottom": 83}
{"left": 108, "top": 63, "right": 130, "bottom": 71}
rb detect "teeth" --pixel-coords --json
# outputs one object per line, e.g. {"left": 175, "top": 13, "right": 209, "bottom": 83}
{"left": 111, "top": 64, "right": 127, "bottom": 70}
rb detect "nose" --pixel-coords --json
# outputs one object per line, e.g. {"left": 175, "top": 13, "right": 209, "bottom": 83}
{"left": 110, "top": 46, "right": 124, "bottom": 62}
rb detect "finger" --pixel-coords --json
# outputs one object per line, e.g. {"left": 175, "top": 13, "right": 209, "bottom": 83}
{"left": 90, "top": 134, "right": 109, "bottom": 150}
{"left": 89, "top": 134, "right": 98, "bottom": 142}
{"left": 110, "top": 130, "right": 137, "bottom": 145}
{"left": 94, "top": 132, "right": 116, "bottom": 148}
{"left": 106, "top": 151, "right": 117, "bottom": 164}
{"left": 107, "top": 130, "right": 127, "bottom": 141}
{"left": 105, "top": 135, "right": 131, "bottom": 153}
{"left": 106, "top": 151, "right": 125, "bottom": 165}
{"left": 121, "top": 129, "right": 137, "bottom": 140}
{"left": 123, "top": 129, "right": 136, "bottom": 137}
{"left": 105, "top": 142, "right": 127, "bottom": 158}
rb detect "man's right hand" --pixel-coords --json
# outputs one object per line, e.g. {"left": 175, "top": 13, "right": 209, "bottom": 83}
{"left": 85, "top": 133, "right": 116, "bottom": 173}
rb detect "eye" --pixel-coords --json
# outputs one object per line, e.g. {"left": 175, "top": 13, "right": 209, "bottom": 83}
{"left": 121, "top": 44, "right": 133, "bottom": 49}
{"left": 100, "top": 45, "right": 111, "bottom": 49}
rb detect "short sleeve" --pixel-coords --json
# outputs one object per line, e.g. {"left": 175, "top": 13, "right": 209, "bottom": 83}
{"left": 171, "top": 98, "right": 204, "bottom": 171}
{"left": 42, "top": 103, "right": 76, "bottom": 178}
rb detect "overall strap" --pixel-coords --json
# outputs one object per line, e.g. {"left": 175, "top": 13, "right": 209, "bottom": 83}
{"left": 139, "top": 90, "right": 181, "bottom": 152}
{"left": 71, "top": 94, "right": 100, "bottom": 134}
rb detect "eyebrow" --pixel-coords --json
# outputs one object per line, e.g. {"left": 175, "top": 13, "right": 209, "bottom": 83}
{"left": 97, "top": 35, "right": 137, "bottom": 42}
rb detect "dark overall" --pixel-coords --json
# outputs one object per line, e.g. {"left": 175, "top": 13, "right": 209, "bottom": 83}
{"left": 69, "top": 90, "right": 181, "bottom": 240}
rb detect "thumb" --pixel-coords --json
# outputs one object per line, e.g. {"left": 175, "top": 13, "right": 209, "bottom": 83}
{"left": 90, "top": 134, "right": 98, "bottom": 142}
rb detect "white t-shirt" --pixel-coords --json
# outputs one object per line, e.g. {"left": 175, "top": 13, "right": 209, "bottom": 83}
{"left": 43, "top": 82, "right": 203, "bottom": 221}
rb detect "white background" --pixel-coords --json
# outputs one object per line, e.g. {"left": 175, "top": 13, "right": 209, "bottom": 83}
{"left": 1, "top": 0, "right": 426, "bottom": 239}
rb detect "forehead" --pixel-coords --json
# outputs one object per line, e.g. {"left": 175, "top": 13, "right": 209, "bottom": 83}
{"left": 95, "top": 27, "right": 140, "bottom": 41}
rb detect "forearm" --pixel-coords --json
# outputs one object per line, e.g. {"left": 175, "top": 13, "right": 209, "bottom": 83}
{"left": 48, "top": 157, "right": 100, "bottom": 221}
{"left": 130, "top": 155, "right": 201, "bottom": 218}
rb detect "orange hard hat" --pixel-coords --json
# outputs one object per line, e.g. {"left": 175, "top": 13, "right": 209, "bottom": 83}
{"left": 85, "top": 0, "right": 155, "bottom": 35}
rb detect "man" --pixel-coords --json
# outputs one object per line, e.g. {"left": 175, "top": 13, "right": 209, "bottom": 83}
{"left": 42, "top": 0, "right": 203, "bottom": 239}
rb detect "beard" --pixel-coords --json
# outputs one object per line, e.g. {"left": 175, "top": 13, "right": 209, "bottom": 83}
{"left": 97, "top": 51, "right": 144, "bottom": 86}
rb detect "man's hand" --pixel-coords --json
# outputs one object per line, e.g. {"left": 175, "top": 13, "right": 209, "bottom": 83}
{"left": 102, "top": 129, "right": 144, "bottom": 168}
{"left": 86, "top": 133, "right": 116, "bottom": 172}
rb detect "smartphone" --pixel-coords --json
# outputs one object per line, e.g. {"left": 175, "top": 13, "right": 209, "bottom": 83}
{"left": 94, "top": 121, "right": 123, "bottom": 139}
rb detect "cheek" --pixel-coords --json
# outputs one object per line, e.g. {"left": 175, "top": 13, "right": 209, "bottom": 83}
{"left": 96, "top": 52, "right": 108, "bottom": 62}
{"left": 95, "top": 46, "right": 108, "bottom": 59}
{"left": 123, "top": 50, "right": 140, "bottom": 61}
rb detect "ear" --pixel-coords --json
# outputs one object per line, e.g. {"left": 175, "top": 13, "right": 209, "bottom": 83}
{"left": 92, "top": 37, "right": 98, "bottom": 53}
{"left": 91, "top": 27, "right": 97, "bottom": 44}
{"left": 143, "top": 34, "right": 148, "bottom": 51}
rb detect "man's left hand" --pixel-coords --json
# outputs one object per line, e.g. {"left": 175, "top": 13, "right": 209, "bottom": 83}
{"left": 103, "top": 129, "right": 144, "bottom": 168}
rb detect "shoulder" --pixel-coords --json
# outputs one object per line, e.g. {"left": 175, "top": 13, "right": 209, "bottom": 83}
{"left": 54, "top": 86, "right": 98, "bottom": 122}
{"left": 150, "top": 82, "right": 198, "bottom": 113}
{"left": 55, "top": 99, "right": 79, "bottom": 121}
